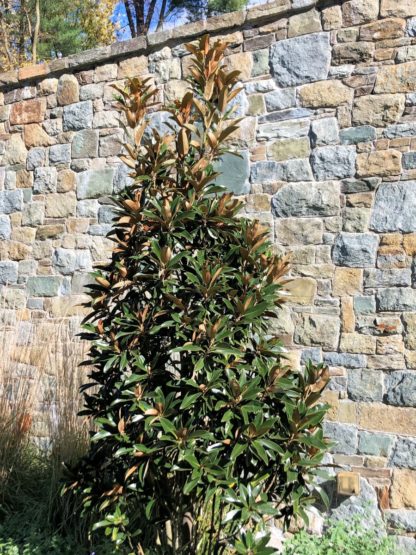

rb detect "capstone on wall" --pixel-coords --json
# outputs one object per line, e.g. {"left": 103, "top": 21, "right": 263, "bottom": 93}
{"left": 1, "top": 0, "right": 416, "bottom": 538}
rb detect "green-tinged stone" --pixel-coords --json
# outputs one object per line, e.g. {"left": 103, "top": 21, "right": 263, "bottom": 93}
{"left": 27, "top": 276, "right": 63, "bottom": 297}
{"left": 214, "top": 151, "right": 250, "bottom": 195}
{"left": 268, "top": 137, "right": 310, "bottom": 161}
{"left": 251, "top": 49, "right": 269, "bottom": 77}
{"left": 247, "top": 94, "right": 265, "bottom": 116}
{"left": 77, "top": 169, "right": 114, "bottom": 200}
{"left": 358, "top": 431, "right": 394, "bottom": 457}
{"left": 340, "top": 126, "right": 377, "bottom": 145}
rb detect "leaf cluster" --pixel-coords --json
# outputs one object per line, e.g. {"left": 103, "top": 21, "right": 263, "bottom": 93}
{"left": 68, "top": 35, "right": 332, "bottom": 555}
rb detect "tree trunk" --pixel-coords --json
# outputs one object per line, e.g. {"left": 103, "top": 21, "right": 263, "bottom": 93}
{"left": 124, "top": 0, "right": 137, "bottom": 37}
{"left": 32, "top": 0, "right": 40, "bottom": 64}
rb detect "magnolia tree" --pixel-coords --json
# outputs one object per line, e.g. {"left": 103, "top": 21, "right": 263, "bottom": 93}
{"left": 70, "top": 35, "right": 331, "bottom": 555}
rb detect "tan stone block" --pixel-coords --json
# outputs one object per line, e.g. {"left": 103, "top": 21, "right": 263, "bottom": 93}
{"left": 245, "top": 194, "right": 271, "bottom": 212}
{"left": 337, "top": 401, "right": 358, "bottom": 424}
{"left": 333, "top": 268, "right": 362, "bottom": 296}
{"left": 18, "top": 63, "right": 48, "bottom": 81}
{"left": 164, "top": 80, "right": 190, "bottom": 103}
{"left": 295, "top": 313, "right": 340, "bottom": 351}
{"left": 405, "top": 350, "right": 416, "bottom": 369}
{"left": 35, "top": 224, "right": 65, "bottom": 240}
{"left": 118, "top": 56, "right": 148, "bottom": 79}
{"left": 288, "top": 9, "right": 321, "bottom": 38}
{"left": 403, "top": 313, "right": 416, "bottom": 350}
{"left": 16, "top": 169, "right": 33, "bottom": 189}
{"left": 353, "top": 94, "right": 405, "bottom": 127}
{"left": 345, "top": 193, "right": 373, "bottom": 208}
{"left": 359, "top": 403, "right": 416, "bottom": 435}
{"left": 381, "top": 0, "right": 416, "bottom": 17}
{"left": 322, "top": 5, "right": 342, "bottom": 30}
{"left": 57, "top": 169, "right": 76, "bottom": 192}
{"left": 268, "top": 137, "right": 310, "bottom": 161}
{"left": 390, "top": 469, "right": 416, "bottom": 509}
{"left": 275, "top": 218, "right": 323, "bottom": 246}
{"left": 8, "top": 241, "right": 32, "bottom": 260}
{"left": 246, "top": 0, "right": 291, "bottom": 23}
{"left": 250, "top": 144, "right": 266, "bottom": 162}
{"left": 375, "top": 62, "right": 416, "bottom": 94}
{"left": 285, "top": 277, "right": 317, "bottom": 305}
{"left": 224, "top": 52, "right": 253, "bottom": 81}
{"left": 38, "top": 78, "right": 58, "bottom": 95}
{"left": 247, "top": 94, "right": 265, "bottom": 116}
{"left": 367, "top": 354, "right": 405, "bottom": 369}
{"left": 340, "top": 332, "right": 376, "bottom": 354}
{"left": 299, "top": 80, "right": 353, "bottom": 108}
{"left": 376, "top": 335, "right": 404, "bottom": 355}
{"left": 23, "top": 123, "right": 52, "bottom": 148}
{"left": 43, "top": 295, "right": 89, "bottom": 317}
{"left": 45, "top": 192, "right": 77, "bottom": 218}
{"left": 374, "top": 48, "right": 395, "bottom": 62}
{"left": 356, "top": 150, "right": 402, "bottom": 177}
{"left": 403, "top": 234, "right": 416, "bottom": 256}
{"left": 322, "top": 391, "right": 340, "bottom": 420}
{"left": 341, "top": 296, "right": 355, "bottom": 333}
{"left": 228, "top": 117, "right": 256, "bottom": 145}
{"left": 10, "top": 98, "right": 46, "bottom": 125}
{"left": 380, "top": 233, "right": 403, "bottom": 247}
{"left": 360, "top": 18, "right": 406, "bottom": 41}
{"left": 364, "top": 456, "right": 388, "bottom": 469}
{"left": 66, "top": 218, "right": 90, "bottom": 233}
{"left": 11, "top": 227, "right": 36, "bottom": 244}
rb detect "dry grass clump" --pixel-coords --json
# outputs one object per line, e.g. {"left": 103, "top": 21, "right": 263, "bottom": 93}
{"left": 0, "top": 312, "right": 90, "bottom": 526}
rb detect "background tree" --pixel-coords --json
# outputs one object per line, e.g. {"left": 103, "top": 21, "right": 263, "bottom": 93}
{"left": 69, "top": 35, "right": 331, "bottom": 554}
{"left": 120, "top": 0, "right": 248, "bottom": 36}
{"left": 0, "top": 0, "right": 117, "bottom": 71}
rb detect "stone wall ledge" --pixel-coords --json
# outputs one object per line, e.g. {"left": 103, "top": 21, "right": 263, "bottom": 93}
{"left": 0, "top": 0, "right": 324, "bottom": 91}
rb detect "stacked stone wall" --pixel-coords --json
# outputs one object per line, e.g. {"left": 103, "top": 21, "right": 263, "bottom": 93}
{"left": 1, "top": 0, "right": 416, "bottom": 540}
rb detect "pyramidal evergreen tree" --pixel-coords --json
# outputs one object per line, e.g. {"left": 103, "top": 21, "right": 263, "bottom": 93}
{"left": 70, "top": 35, "right": 331, "bottom": 555}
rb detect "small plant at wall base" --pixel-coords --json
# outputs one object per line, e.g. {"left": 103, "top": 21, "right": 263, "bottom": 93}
{"left": 68, "top": 35, "right": 331, "bottom": 554}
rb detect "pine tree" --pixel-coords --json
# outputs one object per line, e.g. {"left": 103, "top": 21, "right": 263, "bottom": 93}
{"left": 70, "top": 35, "right": 331, "bottom": 554}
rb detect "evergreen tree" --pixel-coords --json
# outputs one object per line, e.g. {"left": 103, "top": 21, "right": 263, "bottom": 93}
{"left": 70, "top": 35, "right": 331, "bottom": 554}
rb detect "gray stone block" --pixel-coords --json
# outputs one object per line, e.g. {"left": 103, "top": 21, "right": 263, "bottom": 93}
{"left": 323, "top": 421, "right": 358, "bottom": 455}
{"left": 347, "top": 369, "right": 383, "bottom": 402}
{"left": 358, "top": 431, "right": 394, "bottom": 457}
{"left": 27, "top": 147, "right": 46, "bottom": 170}
{"left": 385, "top": 510, "right": 416, "bottom": 532}
{"left": 272, "top": 181, "right": 339, "bottom": 217}
{"left": 77, "top": 199, "right": 99, "bottom": 218}
{"left": 33, "top": 167, "right": 57, "bottom": 193}
{"left": 385, "top": 372, "right": 416, "bottom": 407}
{"left": 332, "top": 233, "right": 378, "bottom": 268}
{"left": 378, "top": 288, "right": 416, "bottom": 312}
{"left": 270, "top": 32, "right": 331, "bottom": 87}
{"left": 72, "top": 129, "right": 99, "bottom": 159}
{"left": 113, "top": 163, "right": 134, "bottom": 194}
{"left": 98, "top": 204, "right": 117, "bottom": 224}
{"left": 63, "top": 101, "right": 93, "bottom": 131}
{"left": 0, "top": 214, "right": 11, "bottom": 239}
{"left": 324, "top": 352, "right": 367, "bottom": 368}
{"left": 310, "top": 117, "right": 339, "bottom": 147}
{"left": 214, "top": 151, "right": 250, "bottom": 194}
{"left": 364, "top": 268, "right": 411, "bottom": 288}
{"left": 52, "top": 248, "right": 92, "bottom": 275}
{"left": 49, "top": 143, "right": 71, "bottom": 165}
{"left": 0, "top": 190, "right": 23, "bottom": 214}
{"left": 340, "top": 126, "right": 376, "bottom": 145}
{"left": 403, "top": 151, "right": 416, "bottom": 170}
{"left": 258, "top": 108, "right": 313, "bottom": 123}
{"left": 77, "top": 169, "right": 114, "bottom": 199}
{"left": 0, "top": 261, "right": 18, "bottom": 285}
{"left": 311, "top": 145, "right": 356, "bottom": 180}
{"left": 390, "top": 437, "right": 416, "bottom": 469}
{"left": 264, "top": 89, "right": 296, "bottom": 112}
{"left": 384, "top": 123, "right": 416, "bottom": 138}
{"left": 370, "top": 181, "right": 416, "bottom": 232}
{"left": 341, "top": 178, "right": 380, "bottom": 194}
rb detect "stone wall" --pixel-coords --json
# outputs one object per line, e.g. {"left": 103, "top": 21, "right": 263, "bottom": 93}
{"left": 1, "top": 0, "right": 416, "bottom": 541}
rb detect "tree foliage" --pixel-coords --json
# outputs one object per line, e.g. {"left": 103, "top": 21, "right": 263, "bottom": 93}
{"left": 0, "top": 0, "right": 117, "bottom": 71}
{"left": 69, "top": 35, "right": 331, "bottom": 554}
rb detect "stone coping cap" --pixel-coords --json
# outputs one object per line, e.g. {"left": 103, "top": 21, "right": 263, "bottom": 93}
{"left": 0, "top": 0, "right": 318, "bottom": 90}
